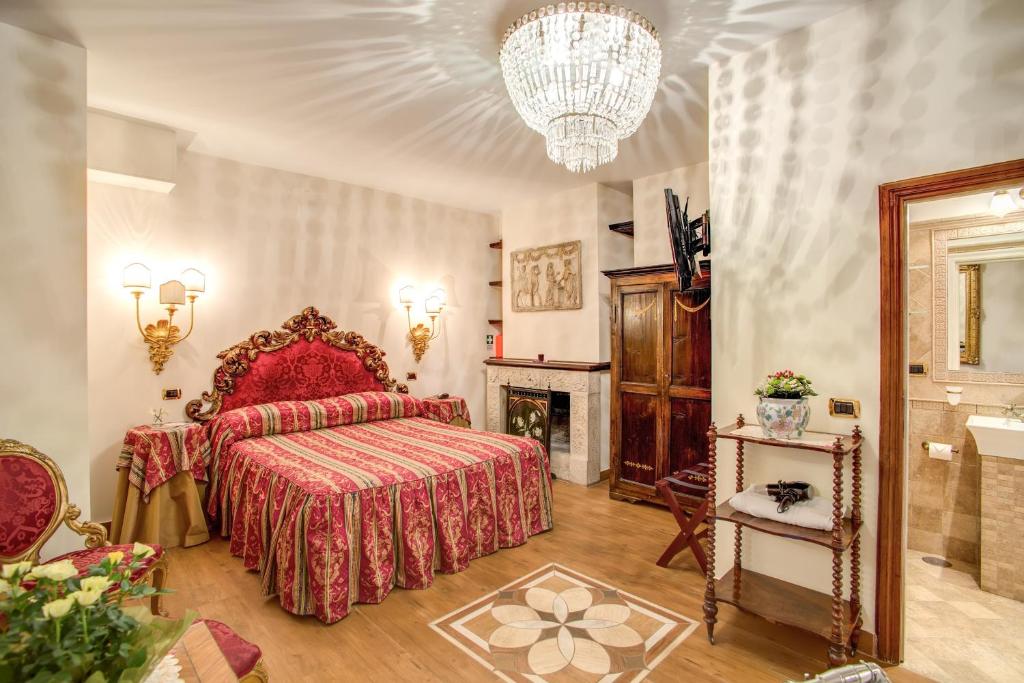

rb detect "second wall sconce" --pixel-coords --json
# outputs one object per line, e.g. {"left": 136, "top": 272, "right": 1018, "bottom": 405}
{"left": 123, "top": 263, "right": 205, "bottom": 374}
{"left": 399, "top": 285, "right": 445, "bottom": 362}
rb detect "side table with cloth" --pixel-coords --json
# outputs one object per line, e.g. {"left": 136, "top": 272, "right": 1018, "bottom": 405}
{"left": 420, "top": 394, "right": 472, "bottom": 428}
{"left": 111, "top": 422, "right": 211, "bottom": 548}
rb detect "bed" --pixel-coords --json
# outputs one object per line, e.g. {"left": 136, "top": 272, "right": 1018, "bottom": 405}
{"left": 186, "top": 307, "right": 554, "bottom": 623}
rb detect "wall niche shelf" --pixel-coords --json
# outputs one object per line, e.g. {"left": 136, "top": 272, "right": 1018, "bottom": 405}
{"left": 703, "top": 416, "right": 864, "bottom": 667}
{"left": 608, "top": 221, "right": 634, "bottom": 237}
{"left": 489, "top": 240, "right": 503, "bottom": 250}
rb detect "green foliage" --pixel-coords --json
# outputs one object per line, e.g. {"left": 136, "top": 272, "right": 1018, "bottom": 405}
{"left": 754, "top": 369, "right": 818, "bottom": 399}
{"left": 0, "top": 547, "right": 192, "bottom": 683}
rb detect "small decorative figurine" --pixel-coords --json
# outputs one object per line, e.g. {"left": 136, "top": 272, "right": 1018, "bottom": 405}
{"left": 150, "top": 407, "right": 166, "bottom": 426}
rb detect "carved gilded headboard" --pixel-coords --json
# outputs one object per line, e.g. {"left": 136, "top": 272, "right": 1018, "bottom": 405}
{"left": 186, "top": 306, "right": 408, "bottom": 421}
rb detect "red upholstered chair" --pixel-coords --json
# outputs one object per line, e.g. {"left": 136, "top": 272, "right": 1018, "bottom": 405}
{"left": 201, "top": 619, "right": 269, "bottom": 682}
{"left": 0, "top": 438, "right": 169, "bottom": 615}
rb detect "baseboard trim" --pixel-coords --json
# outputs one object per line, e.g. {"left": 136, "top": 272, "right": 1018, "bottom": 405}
{"left": 599, "top": 468, "right": 610, "bottom": 481}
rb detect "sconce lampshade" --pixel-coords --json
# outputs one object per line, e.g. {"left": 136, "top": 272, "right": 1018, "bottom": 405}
{"left": 159, "top": 280, "right": 187, "bottom": 306}
{"left": 430, "top": 288, "right": 447, "bottom": 307}
{"left": 990, "top": 190, "right": 1015, "bottom": 217}
{"left": 424, "top": 295, "right": 443, "bottom": 315}
{"left": 399, "top": 285, "right": 416, "bottom": 305}
{"left": 181, "top": 267, "right": 206, "bottom": 294}
{"left": 123, "top": 263, "right": 152, "bottom": 292}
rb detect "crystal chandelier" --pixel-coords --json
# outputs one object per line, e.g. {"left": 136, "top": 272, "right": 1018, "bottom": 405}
{"left": 500, "top": 3, "right": 662, "bottom": 173}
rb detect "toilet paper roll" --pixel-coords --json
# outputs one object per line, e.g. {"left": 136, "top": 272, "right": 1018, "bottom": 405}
{"left": 928, "top": 442, "right": 953, "bottom": 461}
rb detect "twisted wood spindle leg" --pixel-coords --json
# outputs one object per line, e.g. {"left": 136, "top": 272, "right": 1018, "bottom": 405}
{"left": 849, "top": 426, "right": 863, "bottom": 655}
{"left": 828, "top": 439, "right": 847, "bottom": 667}
{"left": 733, "top": 435, "right": 744, "bottom": 592}
{"left": 703, "top": 422, "right": 719, "bottom": 644}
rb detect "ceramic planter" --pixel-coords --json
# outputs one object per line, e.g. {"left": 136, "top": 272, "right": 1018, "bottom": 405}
{"left": 756, "top": 397, "right": 810, "bottom": 439}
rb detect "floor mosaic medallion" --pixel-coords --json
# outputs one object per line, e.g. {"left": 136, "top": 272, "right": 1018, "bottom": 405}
{"left": 430, "top": 564, "right": 698, "bottom": 682}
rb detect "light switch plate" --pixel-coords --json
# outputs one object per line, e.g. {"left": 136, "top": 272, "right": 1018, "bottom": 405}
{"left": 162, "top": 388, "right": 182, "bottom": 400}
{"left": 829, "top": 398, "right": 860, "bottom": 418}
{"left": 406, "top": 372, "right": 417, "bottom": 381}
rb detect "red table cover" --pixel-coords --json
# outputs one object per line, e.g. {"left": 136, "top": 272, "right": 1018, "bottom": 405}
{"left": 118, "top": 423, "right": 211, "bottom": 501}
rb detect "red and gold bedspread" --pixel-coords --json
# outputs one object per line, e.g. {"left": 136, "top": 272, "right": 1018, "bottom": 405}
{"left": 206, "top": 392, "right": 553, "bottom": 623}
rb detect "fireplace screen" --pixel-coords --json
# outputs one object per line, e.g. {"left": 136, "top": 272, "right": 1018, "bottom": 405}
{"left": 505, "top": 386, "right": 552, "bottom": 454}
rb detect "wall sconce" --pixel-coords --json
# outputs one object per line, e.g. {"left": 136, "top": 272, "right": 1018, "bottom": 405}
{"left": 123, "top": 263, "right": 205, "bottom": 374}
{"left": 400, "top": 285, "right": 445, "bottom": 362}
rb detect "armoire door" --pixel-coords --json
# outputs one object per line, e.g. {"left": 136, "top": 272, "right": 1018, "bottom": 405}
{"left": 666, "top": 285, "right": 712, "bottom": 475}
{"left": 612, "top": 282, "right": 664, "bottom": 489}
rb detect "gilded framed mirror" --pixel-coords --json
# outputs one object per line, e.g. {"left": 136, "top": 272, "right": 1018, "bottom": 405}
{"left": 958, "top": 264, "right": 980, "bottom": 365}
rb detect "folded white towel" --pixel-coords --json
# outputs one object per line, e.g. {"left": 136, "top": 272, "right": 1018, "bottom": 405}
{"left": 729, "top": 486, "right": 846, "bottom": 531}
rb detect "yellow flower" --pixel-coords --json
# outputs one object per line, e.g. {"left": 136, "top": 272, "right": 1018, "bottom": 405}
{"left": 42, "top": 596, "right": 74, "bottom": 619}
{"left": 131, "top": 543, "right": 156, "bottom": 559}
{"left": 1, "top": 561, "right": 32, "bottom": 579}
{"left": 80, "top": 575, "right": 113, "bottom": 593}
{"left": 31, "top": 560, "right": 78, "bottom": 582}
{"left": 71, "top": 589, "right": 102, "bottom": 606}
{"left": 106, "top": 550, "right": 125, "bottom": 565}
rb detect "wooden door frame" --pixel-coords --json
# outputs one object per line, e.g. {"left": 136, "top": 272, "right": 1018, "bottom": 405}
{"left": 876, "top": 158, "right": 1024, "bottom": 664}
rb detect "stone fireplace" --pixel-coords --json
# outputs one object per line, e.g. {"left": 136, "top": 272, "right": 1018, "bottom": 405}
{"left": 484, "top": 358, "right": 608, "bottom": 485}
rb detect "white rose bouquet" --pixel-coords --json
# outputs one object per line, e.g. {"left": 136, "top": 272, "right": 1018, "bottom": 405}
{"left": 0, "top": 544, "right": 193, "bottom": 682}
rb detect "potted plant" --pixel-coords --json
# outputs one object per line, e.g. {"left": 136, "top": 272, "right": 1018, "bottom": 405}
{"left": 754, "top": 370, "right": 818, "bottom": 439}
{"left": 0, "top": 544, "right": 194, "bottom": 682}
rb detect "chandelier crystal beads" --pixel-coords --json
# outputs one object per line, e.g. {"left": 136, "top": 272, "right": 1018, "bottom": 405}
{"left": 500, "top": 3, "right": 662, "bottom": 173}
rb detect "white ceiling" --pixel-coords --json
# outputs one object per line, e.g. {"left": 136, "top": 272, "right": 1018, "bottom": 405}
{"left": 1, "top": 0, "right": 865, "bottom": 212}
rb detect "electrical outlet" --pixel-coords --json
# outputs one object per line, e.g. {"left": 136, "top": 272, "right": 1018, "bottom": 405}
{"left": 909, "top": 363, "right": 928, "bottom": 375}
{"left": 829, "top": 398, "right": 860, "bottom": 418}
{"left": 406, "top": 372, "right": 417, "bottom": 381}
{"left": 162, "top": 388, "right": 182, "bottom": 400}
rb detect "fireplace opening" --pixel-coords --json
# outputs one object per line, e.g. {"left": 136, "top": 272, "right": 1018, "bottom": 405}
{"left": 504, "top": 386, "right": 570, "bottom": 461}
{"left": 549, "top": 391, "right": 570, "bottom": 456}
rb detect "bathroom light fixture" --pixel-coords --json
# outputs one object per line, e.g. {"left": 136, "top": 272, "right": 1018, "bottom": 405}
{"left": 990, "top": 190, "right": 1016, "bottom": 217}
{"left": 123, "top": 263, "right": 205, "bottom": 374}
{"left": 399, "top": 285, "right": 445, "bottom": 362}
{"left": 499, "top": 4, "right": 662, "bottom": 173}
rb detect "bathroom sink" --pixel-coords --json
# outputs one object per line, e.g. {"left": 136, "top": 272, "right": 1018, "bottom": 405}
{"left": 966, "top": 415, "right": 1024, "bottom": 460}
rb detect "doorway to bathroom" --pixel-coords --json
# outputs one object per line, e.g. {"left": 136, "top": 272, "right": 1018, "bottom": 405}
{"left": 877, "top": 159, "right": 1024, "bottom": 675}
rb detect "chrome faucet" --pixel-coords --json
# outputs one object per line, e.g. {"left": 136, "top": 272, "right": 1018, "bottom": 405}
{"left": 1002, "top": 403, "right": 1024, "bottom": 421}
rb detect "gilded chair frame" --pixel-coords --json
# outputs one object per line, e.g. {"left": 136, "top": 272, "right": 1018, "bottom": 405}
{"left": 0, "top": 438, "right": 168, "bottom": 615}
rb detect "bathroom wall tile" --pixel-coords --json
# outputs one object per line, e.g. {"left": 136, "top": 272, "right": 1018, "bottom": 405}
{"left": 910, "top": 504, "right": 943, "bottom": 533}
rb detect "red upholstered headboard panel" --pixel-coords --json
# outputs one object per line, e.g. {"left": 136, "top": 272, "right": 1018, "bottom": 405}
{"left": 186, "top": 307, "right": 407, "bottom": 421}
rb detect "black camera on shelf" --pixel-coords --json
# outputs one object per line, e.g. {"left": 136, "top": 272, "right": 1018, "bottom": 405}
{"left": 766, "top": 481, "right": 811, "bottom": 513}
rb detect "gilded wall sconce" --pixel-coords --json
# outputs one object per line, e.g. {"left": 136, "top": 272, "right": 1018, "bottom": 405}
{"left": 123, "top": 263, "right": 205, "bottom": 374}
{"left": 399, "top": 285, "right": 445, "bottom": 362}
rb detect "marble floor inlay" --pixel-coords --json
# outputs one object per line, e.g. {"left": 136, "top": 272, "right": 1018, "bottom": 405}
{"left": 904, "top": 549, "right": 1024, "bottom": 682}
{"left": 430, "top": 563, "right": 698, "bottom": 682}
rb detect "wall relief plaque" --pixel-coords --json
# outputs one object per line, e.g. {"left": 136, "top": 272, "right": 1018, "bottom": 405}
{"left": 510, "top": 240, "right": 582, "bottom": 312}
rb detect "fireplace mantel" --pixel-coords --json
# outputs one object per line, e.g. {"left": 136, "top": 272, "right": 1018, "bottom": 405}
{"left": 483, "top": 358, "right": 610, "bottom": 372}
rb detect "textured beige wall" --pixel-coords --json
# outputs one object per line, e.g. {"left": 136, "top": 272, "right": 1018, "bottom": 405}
{"left": 87, "top": 151, "right": 497, "bottom": 520}
{"left": 500, "top": 183, "right": 632, "bottom": 362}
{"left": 708, "top": 0, "right": 1024, "bottom": 634}
{"left": 632, "top": 162, "right": 710, "bottom": 267}
{"left": 0, "top": 23, "right": 88, "bottom": 557}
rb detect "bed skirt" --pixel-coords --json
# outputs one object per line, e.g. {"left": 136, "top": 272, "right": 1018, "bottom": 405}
{"left": 218, "top": 444, "right": 553, "bottom": 623}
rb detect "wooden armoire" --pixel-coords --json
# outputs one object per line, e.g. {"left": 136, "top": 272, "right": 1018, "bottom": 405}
{"left": 605, "top": 263, "right": 711, "bottom": 506}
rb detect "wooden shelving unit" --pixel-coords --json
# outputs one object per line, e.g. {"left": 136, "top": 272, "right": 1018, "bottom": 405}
{"left": 488, "top": 240, "right": 503, "bottom": 331}
{"left": 703, "top": 416, "right": 864, "bottom": 667}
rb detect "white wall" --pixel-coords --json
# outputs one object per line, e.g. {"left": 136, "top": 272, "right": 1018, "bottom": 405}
{"left": 709, "top": 0, "right": 1024, "bottom": 635}
{"left": 633, "top": 162, "right": 710, "bottom": 267}
{"left": 87, "top": 151, "right": 497, "bottom": 520}
{"left": 0, "top": 22, "right": 88, "bottom": 557}
{"left": 500, "top": 183, "right": 632, "bottom": 362}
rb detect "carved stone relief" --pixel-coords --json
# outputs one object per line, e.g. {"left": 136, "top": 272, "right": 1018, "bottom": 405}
{"left": 510, "top": 240, "right": 582, "bottom": 312}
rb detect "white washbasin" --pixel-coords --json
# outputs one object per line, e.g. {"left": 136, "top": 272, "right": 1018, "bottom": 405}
{"left": 966, "top": 414, "right": 1024, "bottom": 460}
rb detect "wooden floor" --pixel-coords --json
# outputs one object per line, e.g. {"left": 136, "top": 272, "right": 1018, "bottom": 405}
{"left": 163, "top": 480, "right": 931, "bottom": 682}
